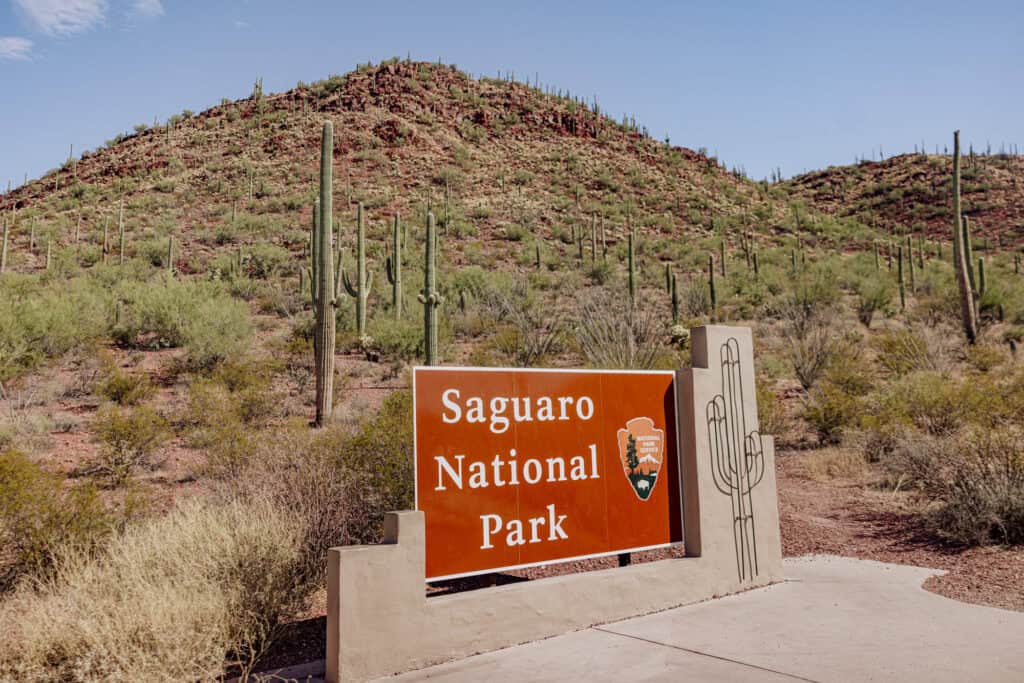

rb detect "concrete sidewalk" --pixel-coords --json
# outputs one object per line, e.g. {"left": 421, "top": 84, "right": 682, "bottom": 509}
{"left": 258, "top": 556, "right": 1024, "bottom": 682}
{"left": 376, "top": 556, "right": 1024, "bottom": 683}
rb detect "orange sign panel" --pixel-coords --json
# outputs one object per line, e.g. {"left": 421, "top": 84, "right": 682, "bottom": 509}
{"left": 414, "top": 367, "right": 683, "bottom": 581}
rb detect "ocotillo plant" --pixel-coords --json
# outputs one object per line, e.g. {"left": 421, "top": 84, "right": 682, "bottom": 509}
{"left": 419, "top": 212, "right": 442, "bottom": 365}
{"left": 313, "top": 122, "right": 337, "bottom": 426}
{"left": 627, "top": 231, "right": 636, "bottom": 301}
{"left": 385, "top": 214, "right": 402, "bottom": 320}
{"left": 897, "top": 246, "right": 906, "bottom": 310}
{"left": 342, "top": 202, "right": 373, "bottom": 337}
{"left": 952, "top": 130, "right": 978, "bottom": 344}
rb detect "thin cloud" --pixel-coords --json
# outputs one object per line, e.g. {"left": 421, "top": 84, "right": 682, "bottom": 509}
{"left": 0, "top": 36, "right": 33, "bottom": 60}
{"left": 131, "top": 0, "right": 163, "bottom": 18}
{"left": 13, "top": 0, "right": 108, "bottom": 36}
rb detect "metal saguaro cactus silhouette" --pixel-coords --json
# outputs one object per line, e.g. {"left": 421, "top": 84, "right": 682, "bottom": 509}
{"left": 706, "top": 337, "right": 766, "bottom": 581}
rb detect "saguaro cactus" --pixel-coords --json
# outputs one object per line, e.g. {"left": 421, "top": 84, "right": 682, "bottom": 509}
{"left": 897, "top": 246, "right": 906, "bottom": 310}
{"left": 590, "top": 214, "right": 597, "bottom": 264}
{"left": 670, "top": 273, "right": 679, "bottom": 323}
{"left": 706, "top": 337, "right": 766, "bottom": 582}
{"left": 708, "top": 254, "right": 717, "bottom": 315}
{"left": 664, "top": 262, "right": 672, "bottom": 293}
{"left": 166, "top": 235, "right": 174, "bottom": 275}
{"left": 385, "top": 213, "right": 402, "bottom": 320}
{"left": 627, "top": 230, "right": 636, "bottom": 301}
{"left": 0, "top": 217, "right": 8, "bottom": 274}
{"left": 341, "top": 202, "right": 373, "bottom": 337}
{"left": 978, "top": 257, "right": 986, "bottom": 297}
{"left": 952, "top": 131, "right": 978, "bottom": 344}
{"left": 118, "top": 200, "right": 126, "bottom": 265}
{"left": 314, "top": 122, "right": 337, "bottom": 426}
{"left": 419, "top": 212, "right": 442, "bottom": 365}
{"left": 906, "top": 235, "right": 916, "bottom": 293}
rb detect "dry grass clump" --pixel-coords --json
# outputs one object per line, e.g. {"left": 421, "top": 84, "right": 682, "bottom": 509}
{"left": 889, "top": 427, "right": 1024, "bottom": 545}
{"left": 0, "top": 497, "right": 309, "bottom": 682}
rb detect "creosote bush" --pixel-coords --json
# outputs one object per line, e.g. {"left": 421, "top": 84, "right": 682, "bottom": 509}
{"left": 91, "top": 405, "right": 171, "bottom": 485}
{"left": 0, "top": 450, "right": 114, "bottom": 591}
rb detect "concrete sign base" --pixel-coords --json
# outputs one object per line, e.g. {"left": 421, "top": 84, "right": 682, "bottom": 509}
{"left": 326, "top": 326, "right": 782, "bottom": 682}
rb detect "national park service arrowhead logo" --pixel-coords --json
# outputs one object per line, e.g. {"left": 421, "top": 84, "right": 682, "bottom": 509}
{"left": 617, "top": 417, "right": 665, "bottom": 501}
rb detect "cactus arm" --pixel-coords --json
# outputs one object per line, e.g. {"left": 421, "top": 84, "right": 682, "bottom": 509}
{"left": 386, "top": 256, "right": 396, "bottom": 285}
{"left": 341, "top": 265, "right": 357, "bottom": 298}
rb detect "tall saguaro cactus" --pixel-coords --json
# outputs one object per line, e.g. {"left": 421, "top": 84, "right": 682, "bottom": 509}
{"left": 419, "top": 212, "right": 442, "bottom": 365}
{"left": 897, "top": 246, "right": 906, "bottom": 310}
{"left": 952, "top": 131, "right": 978, "bottom": 344}
{"left": 385, "top": 213, "right": 402, "bottom": 320}
{"left": 314, "top": 122, "right": 337, "bottom": 426}
{"left": 627, "top": 230, "right": 636, "bottom": 301}
{"left": 342, "top": 202, "right": 373, "bottom": 336}
{"left": 118, "top": 200, "right": 126, "bottom": 265}
{"left": 708, "top": 254, "right": 717, "bottom": 316}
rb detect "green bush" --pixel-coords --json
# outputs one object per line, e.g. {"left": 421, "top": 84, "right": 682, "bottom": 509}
{"left": 91, "top": 405, "right": 171, "bottom": 485}
{"left": 112, "top": 279, "right": 253, "bottom": 371}
{"left": 0, "top": 450, "right": 113, "bottom": 591}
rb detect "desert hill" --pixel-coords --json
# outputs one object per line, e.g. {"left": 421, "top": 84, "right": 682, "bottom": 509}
{"left": 785, "top": 152, "right": 1024, "bottom": 247}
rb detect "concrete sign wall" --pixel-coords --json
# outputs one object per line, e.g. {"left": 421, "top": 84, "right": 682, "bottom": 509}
{"left": 413, "top": 368, "right": 682, "bottom": 580}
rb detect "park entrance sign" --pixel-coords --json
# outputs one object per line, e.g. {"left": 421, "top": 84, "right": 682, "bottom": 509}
{"left": 327, "top": 327, "right": 783, "bottom": 683}
{"left": 413, "top": 367, "right": 683, "bottom": 581}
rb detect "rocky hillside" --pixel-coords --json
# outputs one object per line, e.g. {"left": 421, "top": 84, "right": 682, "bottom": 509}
{"left": 785, "top": 152, "right": 1024, "bottom": 246}
{"left": 1, "top": 59, "right": 816, "bottom": 278}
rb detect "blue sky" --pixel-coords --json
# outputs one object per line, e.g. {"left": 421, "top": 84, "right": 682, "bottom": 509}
{"left": 1, "top": 1, "right": 1021, "bottom": 189}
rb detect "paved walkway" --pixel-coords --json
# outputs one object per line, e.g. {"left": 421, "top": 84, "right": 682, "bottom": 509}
{"left": 258, "top": 556, "right": 1024, "bottom": 682}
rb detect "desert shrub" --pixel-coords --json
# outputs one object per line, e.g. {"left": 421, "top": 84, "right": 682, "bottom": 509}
{"left": 888, "top": 428, "right": 1024, "bottom": 545}
{"left": 855, "top": 277, "right": 893, "bottom": 327}
{"left": 0, "top": 450, "right": 113, "bottom": 591}
{"left": 95, "top": 361, "right": 154, "bottom": 406}
{"left": 477, "top": 288, "right": 565, "bottom": 367}
{"left": 0, "top": 275, "right": 113, "bottom": 381}
{"left": 873, "top": 328, "right": 944, "bottom": 376}
{"left": 679, "top": 277, "right": 711, "bottom": 317}
{"left": 0, "top": 497, "right": 309, "bottom": 681}
{"left": 365, "top": 317, "right": 422, "bottom": 361}
{"left": 785, "top": 319, "right": 835, "bottom": 390}
{"left": 965, "top": 344, "right": 1006, "bottom": 373}
{"left": 221, "top": 390, "right": 415, "bottom": 585}
{"left": 91, "top": 405, "right": 171, "bottom": 485}
{"left": 755, "top": 378, "right": 788, "bottom": 438}
{"left": 877, "top": 371, "right": 971, "bottom": 436}
{"left": 243, "top": 243, "right": 292, "bottom": 279}
{"left": 575, "top": 292, "right": 663, "bottom": 369}
{"left": 113, "top": 279, "right": 252, "bottom": 371}
{"left": 802, "top": 381, "right": 862, "bottom": 445}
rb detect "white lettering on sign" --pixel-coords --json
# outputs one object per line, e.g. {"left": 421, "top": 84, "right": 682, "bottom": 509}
{"left": 480, "top": 504, "right": 570, "bottom": 549}
{"left": 435, "top": 444, "right": 599, "bottom": 491}
{"left": 441, "top": 389, "right": 596, "bottom": 434}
